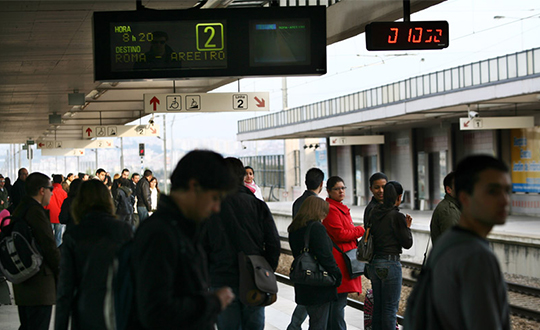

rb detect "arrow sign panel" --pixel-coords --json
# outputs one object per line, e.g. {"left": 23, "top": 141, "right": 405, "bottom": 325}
{"left": 144, "top": 92, "right": 270, "bottom": 113}
{"left": 459, "top": 117, "right": 534, "bottom": 130}
{"left": 37, "top": 139, "right": 115, "bottom": 149}
{"left": 82, "top": 125, "right": 159, "bottom": 139}
{"left": 41, "top": 149, "right": 85, "bottom": 157}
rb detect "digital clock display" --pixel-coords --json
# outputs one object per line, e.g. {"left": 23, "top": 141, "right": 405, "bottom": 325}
{"left": 365, "top": 21, "right": 449, "bottom": 51}
{"left": 93, "top": 7, "right": 327, "bottom": 81}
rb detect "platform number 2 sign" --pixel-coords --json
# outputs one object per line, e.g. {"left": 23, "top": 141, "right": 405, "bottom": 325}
{"left": 233, "top": 94, "right": 248, "bottom": 110}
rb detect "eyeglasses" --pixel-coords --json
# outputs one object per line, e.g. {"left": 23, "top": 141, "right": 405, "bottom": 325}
{"left": 151, "top": 40, "right": 166, "bottom": 45}
{"left": 42, "top": 186, "right": 54, "bottom": 192}
{"left": 331, "top": 186, "right": 347, "bottom": 191}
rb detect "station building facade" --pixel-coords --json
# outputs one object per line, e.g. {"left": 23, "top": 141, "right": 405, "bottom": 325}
{"left": 238, "top": 47, "right": 540, "bottom": 217}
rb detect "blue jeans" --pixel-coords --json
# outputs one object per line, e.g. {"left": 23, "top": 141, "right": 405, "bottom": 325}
{"left": 287, "top": 305, "right": 307, "bottom": 330}
{"left": 51, "top": 223, "right": 64, "bottom": 247}
{"left": 367, "top": 259, "right": 402, "bottom": 330}
{"left": 327, "top": 292, "right": 348, "bottom": 330}
{"left": 137, "top": 207, "right": 149, "bottom": 222}
{"left": 306, "top": 302, "right": 331, "bottom": 330}
{"left": 215, "top": 286, "right": 265, "bottom": 330}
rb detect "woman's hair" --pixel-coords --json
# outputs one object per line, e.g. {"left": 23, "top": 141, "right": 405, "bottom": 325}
{"left": 71, "top": 180, "right": 115, "bottom": 224}
{"left": 244, "top": 166, "right": 254, "bottom": 175}
{"left": 326, "top": 176, "right": 344, "bottom": 192}
{"left": 150, "top": 177, "right": 161, "bottom": 194}
{"left": 68, "top": 178, "right": 82, "bottom": 199}
{"left": 288, "top": 196, "right": 329, "bottom": 232}
{"left": 382, "top": 181, "right": 403, "bottom": 208}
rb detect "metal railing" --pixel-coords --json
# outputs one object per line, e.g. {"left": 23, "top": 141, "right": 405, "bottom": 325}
{"left": 239, "top": 155, "right": 285, "bottom": 188}
{"left": 238, "top": 47, "right": 540, "bottom": 134}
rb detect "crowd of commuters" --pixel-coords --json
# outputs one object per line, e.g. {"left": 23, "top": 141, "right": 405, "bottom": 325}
{"left": 0, "top": 152, "right": 512, "bottom": 330}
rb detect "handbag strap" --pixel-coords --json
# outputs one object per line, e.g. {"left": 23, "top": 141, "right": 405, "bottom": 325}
{"left": 332, "top": 241, "right": 345, "bottom": 254}
{"left": 302, "top": 221, "right": 316, "bottom": 251}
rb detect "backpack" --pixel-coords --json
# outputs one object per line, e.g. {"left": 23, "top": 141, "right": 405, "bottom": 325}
{"left": 104, "top": 240, "right": 134, "bottom": 330}
{"left": 403, "top": 232, "right": 475, "bottom": 329}
{"left": 0, "top": 214, "right": 43, "bottom": 284}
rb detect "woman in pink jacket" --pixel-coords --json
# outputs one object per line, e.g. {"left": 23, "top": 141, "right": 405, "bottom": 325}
{"left": 323, "top": 176, "right": 365, "bottom": 330}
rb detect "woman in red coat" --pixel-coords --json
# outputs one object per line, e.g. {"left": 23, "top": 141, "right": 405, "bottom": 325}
{"left": 323, "top": 176, "right": 365, "bottom": 330}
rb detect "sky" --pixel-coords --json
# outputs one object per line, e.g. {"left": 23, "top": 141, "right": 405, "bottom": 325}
{"left": 1, "top": 0, "right": 540, "bottom": 178}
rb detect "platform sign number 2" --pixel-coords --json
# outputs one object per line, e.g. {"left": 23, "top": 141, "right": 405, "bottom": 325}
{"left": 233, "top": 94, "right": 248, "bottom": 110}
{"left": 196, "top": 23, "right": 224, "bottom": 51}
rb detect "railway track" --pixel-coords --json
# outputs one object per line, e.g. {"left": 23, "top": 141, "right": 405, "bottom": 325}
{"left": 280, "top": 236, "right": 540, "bottom": 322}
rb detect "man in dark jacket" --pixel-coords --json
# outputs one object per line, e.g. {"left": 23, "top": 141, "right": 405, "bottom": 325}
{"left": 287, "top": 167, "right": 324, "bottom": 330}
{"left": 430, "top": 171, "right": 461, "bottom": 244}
{"left": 131, "top": 150, "right": 236, "bottom": 330}
{"left": 8, "top": 167, "right": 28, "bottom": 212}
{"left": 136, "top": 169, "right": 152, "bottom": 222}
{"left": 203, "top": 157, "right": 281, "bottom": 330}
{"left": 13, "top": 172, "right": 60, "bottom": 330}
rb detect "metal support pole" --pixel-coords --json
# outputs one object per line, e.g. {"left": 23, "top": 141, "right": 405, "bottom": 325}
{"left": 162, "top": 115, "right": 168, "bottom": 194}
{"left": 120, "top": 137, "right": 125, "bottom": 171}
{"left": 403, "top": 0, "right": 410, "bottom": 22}
{"left": 95, "top": 149, "right": 98, "bottom": 170}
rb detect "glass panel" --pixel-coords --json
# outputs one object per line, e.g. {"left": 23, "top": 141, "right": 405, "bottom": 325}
{"left": 444, "top": 70, "right": 452, "bottom": 91}
{"left": 410, "top": 78, "right": 417, "bottom": 98}
{"left": 472, "top": 63, "right": 481, "bottom": 85}
{"left": 534, "top": 49, "right": 540, "bottom": 74}
{"left": 430, "top": 73, "right": 437, "bottom": 93}
{"left": 517, "top": 52, "right": 527, "bottom": 77}
{"left": 508, "top": 55, "right": 517, "bottom": 78}
{"left": 480, "top": 60, "right": 489, "bottom": 83}
{"left": 452, "top": 68, "right": 460, "bottom": 89}
{"left": 437, "top": 72, "right": 444, "bottom": 92}
{"left": 489, "top": 59, "right": 498, "bottom": 82}
{"left": 382, "top": 85, "right": 389, "bottom": 103}
{"left": 498, "top": 57, "right": 508, "bottom": 80}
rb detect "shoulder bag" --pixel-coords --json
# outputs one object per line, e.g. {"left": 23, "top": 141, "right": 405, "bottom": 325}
{"left": 289, "top": 222, "right": 336, "bottom": 286}
{"left": 238, "top": 252, "right": 278, "bottom": 307}
{"left": 356, "top": 225, "right": 374, "bottom": 262}
{"left": 333, "top": 241, "right": 365, "bottom": 279}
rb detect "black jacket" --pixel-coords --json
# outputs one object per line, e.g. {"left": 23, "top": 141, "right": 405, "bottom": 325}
{"left": 58, "top": 197, "right": 75, "bottom": 233}
{"left": 369, "top": 205, "right": 413, "bottom": 256}
{"left": 136, "top": 177, "right": 151, "bottom": 211}
{"left": 131, "top": 194, "right": 222, "bottom": 330}
{"left": 55, "top": 211, "right": 132, "bottom": 330}
{"left": 292, "top": 190, "right": 317, "bottom": 219}
{"left": 203, "top": 185, "right": 281, "bottom": 288}
{"left": 289, "top": 221, "right": 342, "bottom": 305}
{"left": 8, "top": 178, "right": 26, "bottom": 212}
{"left": 116, "top": 186, "right": 133, "bottom": 215}
{"left": 363, "top": 196, "right": 380, "bottom": 227}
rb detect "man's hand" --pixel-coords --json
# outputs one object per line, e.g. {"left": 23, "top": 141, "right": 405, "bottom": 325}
{"left": 215, "top": 287, "right": 235, "bottom": 310}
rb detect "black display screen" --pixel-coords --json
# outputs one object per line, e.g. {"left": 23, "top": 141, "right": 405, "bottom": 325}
{"left": 110, "top": 20, "right": 227, "bottom": 72}
{"left": 366, "top": 21, "right": 449, "bottom": 51}
{"left": 93, "top": 7, "right": 326, "bottom": 81}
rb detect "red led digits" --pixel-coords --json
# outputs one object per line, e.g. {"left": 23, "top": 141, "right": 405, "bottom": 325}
{"left": 366, "top": 21, "right": 449, "bottom": 50}
{"left": 434, "top": 29, "right": 442, "bottom": 43}
{"left": 388, "top": 28, "right": 398, "bottom": 43}
{"left": 408, "top": 27, "right": 423, "bottom": 43}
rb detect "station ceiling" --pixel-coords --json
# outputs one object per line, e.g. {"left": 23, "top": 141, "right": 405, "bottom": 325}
{"left": 0, "top": 0, "right": 445, "bottom": 144}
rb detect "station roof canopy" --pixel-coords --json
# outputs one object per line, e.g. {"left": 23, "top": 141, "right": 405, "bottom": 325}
{"left": 0, "top": 0, "right": 444, "bottom": 144}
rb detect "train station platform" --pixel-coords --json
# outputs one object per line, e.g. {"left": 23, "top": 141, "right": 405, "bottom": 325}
{"left": 0, "top": 281, "right": 366, "bottom": 330}
{"left": 267, "top": 201, "right": 540, "bottom": 241}
{"left": 268, "top": 201, "right": 540, "bottom": 278}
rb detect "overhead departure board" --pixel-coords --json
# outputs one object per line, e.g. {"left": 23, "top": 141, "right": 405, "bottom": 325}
{"left": 93, "top": 7, "right": 326, "bottom": 81}
{"left": 366, "top": 21, "right": 449, "bottom": 51}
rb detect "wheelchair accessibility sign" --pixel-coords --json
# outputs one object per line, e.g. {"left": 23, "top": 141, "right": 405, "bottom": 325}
{"left": 145, "top": 92, "right": 269, "bottom": 113}
{"left": 167, "top": 96, "right": 182, "bottom": 111}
